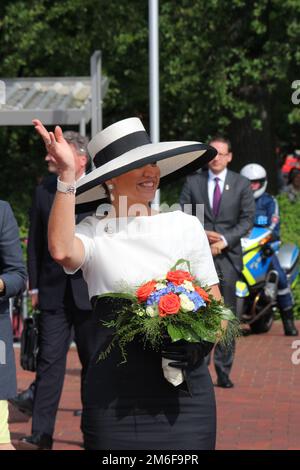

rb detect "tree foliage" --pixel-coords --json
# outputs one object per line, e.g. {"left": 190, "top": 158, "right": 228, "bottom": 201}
{"left": 277, "top": 194, "right": 300, "bottom": 318}
{"left": 0, "top": 0, "right": 299, "bottom": 225}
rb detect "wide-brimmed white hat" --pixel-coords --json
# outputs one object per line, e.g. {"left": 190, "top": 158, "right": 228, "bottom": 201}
{"left": 75, "top": 117, "right": 216, "bottom": 212}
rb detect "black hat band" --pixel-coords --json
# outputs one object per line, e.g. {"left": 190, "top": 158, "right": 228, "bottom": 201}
{"left": 93, "top": 131, "right": 151, "bottom": 168}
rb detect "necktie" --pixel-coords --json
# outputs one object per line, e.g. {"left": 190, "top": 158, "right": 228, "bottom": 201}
{"left": 212, "top": 177, "right": 221, "bottom": 216}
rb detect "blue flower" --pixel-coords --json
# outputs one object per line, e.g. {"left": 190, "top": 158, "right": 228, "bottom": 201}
{"left": 186, "top": 291, "right": 206, "bottom": 311}
{"left": 146, "top": 283, "right": 180, "bottom": 305}
{"left": 146, "top": 290, "right": 165, "bottom": 305}
{"left": 173, "top": 285, "right": 186, "bottom": 294}
{"left": 164, "top": 282, "right": 177, "bottom": 293}
{"left": 145, "top": 282, "right": 204, "bottom": 309}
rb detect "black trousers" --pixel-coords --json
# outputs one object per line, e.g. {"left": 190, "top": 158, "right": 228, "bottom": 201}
{"left": 32, "top": 290, "right": 100, "bottom": 436}
{"left": 207, "top": 256, "right": 239, "bottom": 378}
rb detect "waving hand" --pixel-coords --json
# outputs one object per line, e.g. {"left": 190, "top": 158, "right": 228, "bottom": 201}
{"left": 32, "top": 119, "right": 75, "bottom": 176}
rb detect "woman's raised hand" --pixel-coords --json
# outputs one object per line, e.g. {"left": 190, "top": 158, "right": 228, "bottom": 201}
{"left": 32, "top": 119, "right": 76, "bottom": 177}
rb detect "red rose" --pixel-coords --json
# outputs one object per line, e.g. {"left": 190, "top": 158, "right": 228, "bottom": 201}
{"left": 195, "top": 286, "right": 211, "bottom": 303}
{"left": 136, "top": 281, "right": 156, "bottom": 302}
{"left": 158, "top": 293, "right": 181, "bottom": 317}
{"left": 166, "top": 270, "right": 194, "bottom": 286}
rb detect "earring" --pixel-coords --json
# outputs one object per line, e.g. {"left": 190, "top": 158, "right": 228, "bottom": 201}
{"left": 107, "top": 183, "right": 115, "bottom": 202}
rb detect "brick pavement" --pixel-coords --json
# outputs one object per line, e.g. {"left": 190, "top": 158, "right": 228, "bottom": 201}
{"left": 8, "top": 320, "right": 300, "bottom": 450}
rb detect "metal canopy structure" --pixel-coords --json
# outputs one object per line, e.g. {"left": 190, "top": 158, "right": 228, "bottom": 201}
{"left": 0, "top": 51, "right": 108, "bottom": 136}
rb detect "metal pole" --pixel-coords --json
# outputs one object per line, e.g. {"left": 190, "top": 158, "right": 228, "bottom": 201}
{"left": 149, "top": 0, "right": 159, "bottom": 144}
{"left": 149, "top": 0, "right": 160, "bottom": 208}
{"left": 90, "top": 50, "right": 102, "bottom": 137}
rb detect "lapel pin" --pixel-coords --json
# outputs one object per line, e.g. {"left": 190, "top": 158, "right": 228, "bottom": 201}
{"left": 225, "top": 184, "right": 230, "bottom": 190}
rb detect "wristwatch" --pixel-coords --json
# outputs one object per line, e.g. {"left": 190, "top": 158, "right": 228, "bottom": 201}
{"left": 57, "top": 177, "right": 76, "bottom": 195}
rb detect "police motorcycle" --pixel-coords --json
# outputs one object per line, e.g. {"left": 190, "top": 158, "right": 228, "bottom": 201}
{"left": 236, "top": 164, "right": 299, "bottom": 334}
{"left": 236, "top": 226, "right": 299, "bottom": 333}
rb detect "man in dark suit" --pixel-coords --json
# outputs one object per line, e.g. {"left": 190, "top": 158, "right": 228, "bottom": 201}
{"left": 180, "top": 136, "right": 255, "bottom": 388}
{"left": 16, "top": 132, "right": 100, "bottom": 450}
{"left": 0, "top": 200, "right": 26, "bottom": 449}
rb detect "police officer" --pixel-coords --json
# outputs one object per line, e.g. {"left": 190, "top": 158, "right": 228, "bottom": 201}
{"left": 240, "top": 163, "right": 298, "bottom": 336}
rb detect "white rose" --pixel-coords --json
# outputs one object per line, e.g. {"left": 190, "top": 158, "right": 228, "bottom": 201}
{"left": 155, "top": 282, "right": 167, "bottom": 290}
{"left": 183, "top": 280, "right": 195, "bottom": 292}
{"left": 146, "top": 306, "right": 158, "bottom": 317}
{"left": 179, "top": 293, "right": 195, "bottom": 313}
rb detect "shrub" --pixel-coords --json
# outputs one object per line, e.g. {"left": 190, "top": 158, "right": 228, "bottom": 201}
{"left": 277, "top": 194, "right": 300, "bottom": 318}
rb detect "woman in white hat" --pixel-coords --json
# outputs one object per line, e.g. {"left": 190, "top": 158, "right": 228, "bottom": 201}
{"left": 33, "top": 117, "right": 222, "bottom": 450}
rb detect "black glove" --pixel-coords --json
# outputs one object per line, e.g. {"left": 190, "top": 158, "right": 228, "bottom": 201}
{"left": 161, "top": 339, "right": 214, "bottom": 370}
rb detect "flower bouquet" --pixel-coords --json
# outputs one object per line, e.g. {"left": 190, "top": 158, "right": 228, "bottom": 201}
{"left": 98, "top": 259, "right": 240, "bottom": 386}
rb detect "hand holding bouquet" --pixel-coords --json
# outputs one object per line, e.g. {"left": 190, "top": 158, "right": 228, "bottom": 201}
{"left": 98, "top": 259, "right": 239, "bottom": 387}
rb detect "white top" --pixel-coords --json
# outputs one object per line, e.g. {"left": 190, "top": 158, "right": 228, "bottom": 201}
{"left": 65, "top": 210, "right": 219, "bottom": 299}
{"left": 207, "top": 168, "right": 228, "bottom": 209}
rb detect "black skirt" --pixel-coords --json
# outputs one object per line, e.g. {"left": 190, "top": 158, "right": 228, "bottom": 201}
{"left": 82, "top": 297, "right": 216, "bottom": 450}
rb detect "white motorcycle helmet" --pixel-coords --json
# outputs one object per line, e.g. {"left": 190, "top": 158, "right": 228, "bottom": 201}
{"left": 240, "top": 163, "right": 267, "bottom": 199}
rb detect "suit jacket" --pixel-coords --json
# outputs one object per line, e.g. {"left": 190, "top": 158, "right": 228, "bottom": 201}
{"left": 27, "top": 175, "right": 91, "bottom": 311}
{"left": 179, "top": 169, "right": 255, "bottom": 271}
{"left": 0, "top": 201, "right": 27, "bottom": 398}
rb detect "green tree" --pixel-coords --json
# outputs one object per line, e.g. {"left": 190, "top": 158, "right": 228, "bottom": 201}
{"left": 158, "top": 0, "right": 300, "bottom": 191}
{"left": 1, "top": 0, "right": 300, "bottom": 225}
{"left": 277, "top": 194, "right": 300, "bottom": 318}
{"left": 0, "top": 0, "right": 149, "bottom": 224}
